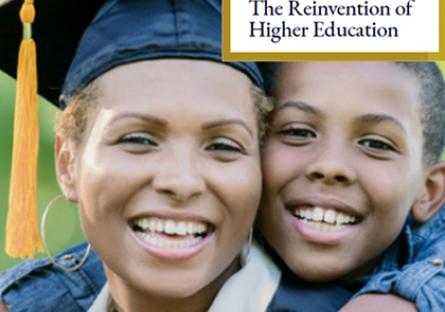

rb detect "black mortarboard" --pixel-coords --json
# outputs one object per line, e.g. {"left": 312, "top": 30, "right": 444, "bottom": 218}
{"left": 0, "top": 0, "right": 105, "bottom": 104}
{"left": 1, "top": 0, "right": 264, "bottom": 106}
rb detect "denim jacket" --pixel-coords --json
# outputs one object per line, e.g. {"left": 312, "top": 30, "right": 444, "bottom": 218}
{"left": 0, "top": 243, "right": 105, "bottom": 312}
{"left": 353, "top": 207, "right": 445, "bottom": 312}
{"left": 0, "top": 242, "right": 351, "bottom": 312}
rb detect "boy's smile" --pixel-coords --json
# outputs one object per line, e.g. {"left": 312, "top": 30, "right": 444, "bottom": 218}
{"left": 258, "top": 62, "right": 427, "bottom": 282}
{"left": 286, "top": 194, "right": 362, "bottom": 244}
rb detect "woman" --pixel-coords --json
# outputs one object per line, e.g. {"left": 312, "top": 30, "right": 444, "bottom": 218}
{"left": 60, "top": 61, "right": 265, "bottom": 311}
{"left": 1, "top": 2, "right": 385, "bottom": 312}
{"left": 0, "top": 0, "right": 285, "bottom": 311}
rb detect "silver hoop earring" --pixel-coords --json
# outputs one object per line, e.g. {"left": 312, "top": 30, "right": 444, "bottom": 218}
{"left": 40, "top": 194, "right": 90, "bottom": 272}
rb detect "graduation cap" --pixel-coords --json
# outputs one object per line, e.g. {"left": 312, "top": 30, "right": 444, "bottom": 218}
{"left": 0, "top": 0, "right": 105, "bottom": 104}
{"left": 1, "top": 0, "right": 264, "bottom": 258}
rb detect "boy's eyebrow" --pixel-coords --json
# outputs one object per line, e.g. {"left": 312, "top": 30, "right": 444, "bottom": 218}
{"left": 275, "top": 101, "right": 322, "bottom": 116}
{"left": 357, "top": 114, "right": 406, "bottom": 133}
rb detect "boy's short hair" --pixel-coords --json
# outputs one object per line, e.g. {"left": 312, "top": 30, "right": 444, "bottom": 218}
{"left": 260, "top": 62, "right": 445, "bottom": 165}
{"left": 396, "top": 62, "right": 445, "bottom": 165}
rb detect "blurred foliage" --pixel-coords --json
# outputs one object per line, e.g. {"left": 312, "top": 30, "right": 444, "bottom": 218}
{"left": 0, "top": 72, "right": 85, "bottom": 271}
{"left": 1, "top": 63, "right": 445, "bottom": 271}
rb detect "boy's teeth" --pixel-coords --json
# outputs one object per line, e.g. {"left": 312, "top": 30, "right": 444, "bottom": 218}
{"left": 176, "top": 222, "right": 187, "bottom": 235}
{"left": 188, "top": 222, "right": 194, "bottom": 234}
{"left": 164, "top": 220, "right": 176, "bottom": 234}
{"left": 323, "top": 209, "right": 336, "bottom": 224}
{"left": 304, "top": 220, "right": 347, "bottom": 231}
{"left": 336, "top": 214, "right": 345, "bottom": 224}
{"left": 293, "top": 206, "right": 357, "bottom": 226}
{"left": 134, "top": 218, "right": 208, "bottom": 236}
{"left": 313, "top": 208, "right": 324, "bottom": 221}
{"left": 155, "top": 220, "right": 164, "bottom": 232}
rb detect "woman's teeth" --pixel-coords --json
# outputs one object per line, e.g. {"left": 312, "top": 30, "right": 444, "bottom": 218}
{"left": 139, "top": 233, "right": 204, "bottom": 249}
{"left": 293, "top": 206, "right": 357, "bottom": 230}
{"left": 134, "top": 218, "right": 208, "bottom": 236}
{"left": 132, "top": 217, "right": 209, "bottom": 249}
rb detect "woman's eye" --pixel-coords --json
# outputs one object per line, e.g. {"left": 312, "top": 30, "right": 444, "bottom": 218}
{"left": 359, "top": 138, "right": 396, "bottom": 152}
{"left": 205, "top": 137, "right": 244, "bottom": 154}
{"left": 119, "top": 132, "right": 158, "bottom": 146}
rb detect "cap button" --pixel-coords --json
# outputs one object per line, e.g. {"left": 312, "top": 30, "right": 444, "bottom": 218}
{"left": 431, "top": 258, "right": 443, "bottom": 267}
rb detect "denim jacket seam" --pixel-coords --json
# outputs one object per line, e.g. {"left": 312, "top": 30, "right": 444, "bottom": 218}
{"left": 393, "top": 259, "right": 443, "bottom": 300}
{"left": 46, "top": 247, "right": 103, "bottom": 306}
{"left": 0, "top": 259, "right": 52, "bottom": 298}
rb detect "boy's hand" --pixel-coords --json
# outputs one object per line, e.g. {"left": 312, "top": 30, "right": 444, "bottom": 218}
{"left": 0, "top": 302, "right": 9, "bottom": 312}
{"left": 339, "top": 294, "right": 418, "bottom": 312}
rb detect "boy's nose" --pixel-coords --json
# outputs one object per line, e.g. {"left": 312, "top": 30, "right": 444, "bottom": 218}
{"left": 152, "top": 150, "right": 205, "bottom": 203}
{"left": 304, "top": 146, "right": 356, "bottom": 186}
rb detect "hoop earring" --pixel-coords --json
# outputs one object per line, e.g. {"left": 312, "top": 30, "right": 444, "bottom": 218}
{"left": 40, "top": 194, "right": 90, "bottom": 272}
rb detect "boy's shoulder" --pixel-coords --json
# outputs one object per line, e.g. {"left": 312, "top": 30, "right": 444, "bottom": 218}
{"left": 357, "top": 206, "right": 445, "bottom": 312}
{"left": 410, "top": 205, "right": 445, "bottom": 252}
{"left": 0, "top": 242, "right": 105, "bottom": 312}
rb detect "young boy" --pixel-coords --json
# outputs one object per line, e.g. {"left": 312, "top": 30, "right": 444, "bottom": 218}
{"left": 258, "top": 61, "right": 445, "bottom": 311}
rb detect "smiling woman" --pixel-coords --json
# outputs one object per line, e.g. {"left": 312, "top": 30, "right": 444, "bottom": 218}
{"left": 0, "top": 0, "right": 283, "bottom": 311}
{"left": 56, "top": 59, "right": 263, "bottom": 307}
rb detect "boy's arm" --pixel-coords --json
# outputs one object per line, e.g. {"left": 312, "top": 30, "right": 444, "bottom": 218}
{"left": 0, "top": 242, "right": 105, "bottom": 311}
{"left": 348, "top": 207, "right": 445, "bottom": 312}
{"left": 0, "top": 302, "right": 8, "bottom": 312}
{"left": 339, "top": 294, "right": 417, "bottom": 312}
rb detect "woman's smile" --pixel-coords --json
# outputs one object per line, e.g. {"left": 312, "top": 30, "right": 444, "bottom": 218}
{"left": 129, "top": 214, "right": 215, "bottom": 260}
{"left": 64, "top": 59, "right": 262, "bottom": 298}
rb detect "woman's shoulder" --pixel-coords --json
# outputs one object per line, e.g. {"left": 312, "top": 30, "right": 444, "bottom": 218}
{"left": 0, "top": 242, "right": 105, "bottom": 312}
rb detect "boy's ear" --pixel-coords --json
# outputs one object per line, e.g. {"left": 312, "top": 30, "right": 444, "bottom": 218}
{"left": 55, "top": 136, "right": 78, "bottom": 202}
{"left": 412, "top": 161, "right": 445, "bottom": 223}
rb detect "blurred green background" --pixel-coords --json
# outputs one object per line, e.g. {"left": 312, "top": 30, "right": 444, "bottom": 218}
{"left": 1, "top": 63, "right": 445, "bottom": 271}
{"left": 0, "top": 71, "right": 85, "bottom": 271}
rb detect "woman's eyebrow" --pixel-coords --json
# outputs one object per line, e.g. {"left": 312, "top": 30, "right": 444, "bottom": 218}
{"left": 276, "top": 101, "right": 322, "bottom": 117}
{"left": 110, "top": 112, "right": 167, "bottom": 127}
{"left": 202, "top": 119, "right": 253, "bottom": 137}
{"left": 357, "top": 114, "right": 406, "bottom": 133}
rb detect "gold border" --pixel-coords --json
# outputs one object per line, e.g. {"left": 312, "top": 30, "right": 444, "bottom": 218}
{"left": 222, "top": 0, "right": 445, "bottom": 61}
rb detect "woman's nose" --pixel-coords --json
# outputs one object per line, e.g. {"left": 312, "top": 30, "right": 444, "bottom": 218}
{"left": 152, "top": 149, "right": 205, "bottom": 203}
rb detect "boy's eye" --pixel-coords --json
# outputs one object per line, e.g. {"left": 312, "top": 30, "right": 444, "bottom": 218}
{"left": 282, "top": 128, "right": 316, "bottom": 138}
{"left": 358, "top": 138, "right": 396, "bottom": 152}
{"left": 205, "top": 137, "right": 245, "bottom": 159}
{"left": 277, "top": 124, "right": 317, "bottom": 144}
{"left": 118, "top": 132, "right": 158, "bottom": 146}
{"left": 279, "top": 124, "right": 316, "bottom": 138}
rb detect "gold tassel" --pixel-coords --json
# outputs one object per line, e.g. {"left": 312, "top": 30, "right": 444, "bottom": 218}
{"left": 5, "top": 0, "right": 42, "bottom": 258}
